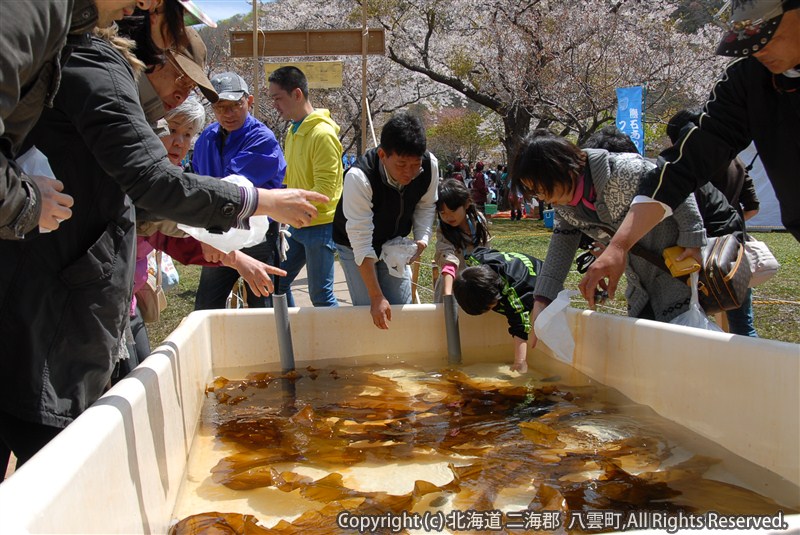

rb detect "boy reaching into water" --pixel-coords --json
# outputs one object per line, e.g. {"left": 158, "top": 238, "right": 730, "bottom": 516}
{"left": 452, "top": 247, "right": 543, "bottom": 373}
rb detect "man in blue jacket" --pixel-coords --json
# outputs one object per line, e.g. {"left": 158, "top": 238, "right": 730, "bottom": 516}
{"left": 192, "top": 72, "right": 287, "bottom": 309}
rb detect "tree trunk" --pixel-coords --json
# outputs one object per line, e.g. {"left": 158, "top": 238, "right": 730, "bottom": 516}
{"left": 501, "top": 106, "right": 533, "bottom": 169}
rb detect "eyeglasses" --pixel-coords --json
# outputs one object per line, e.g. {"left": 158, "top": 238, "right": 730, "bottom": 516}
{"left": 165, "top": 54, "right": 196, "bottom": 92}
{"left": 212, "top": 99, "right": 246, "bottom": 114}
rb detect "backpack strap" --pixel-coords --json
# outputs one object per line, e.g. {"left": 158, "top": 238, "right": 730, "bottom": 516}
{"left": 745, "top": 152, "right": 759, "bottom": 172}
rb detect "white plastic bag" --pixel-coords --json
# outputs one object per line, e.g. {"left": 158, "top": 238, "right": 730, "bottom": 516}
{"left": 17, "top": 146, "right": 56, "bottom": 178}
{"left": 745, "top": 237, "right": 780, "bottom": 287}
{"left": 160, "top": 253, "right": 180, "bottom": 291}
{"left": 533, "top": 289, "right": 578, "bottom": 364}
{"left": 670, "top": 272, "right": 723, "bottom": 332}
{"left": 177, "top": 175, "right": 270, "bottom": 253}
{"left": 379, "top": 236, "right": 418, "bottom": 278}
{"left": 16, "top": 146, "right": 57, "bottom": 233}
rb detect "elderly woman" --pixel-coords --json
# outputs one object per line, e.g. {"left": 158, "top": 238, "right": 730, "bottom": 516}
{"left": 157, "top": 95, "right": 206, "bottom": 167}
{"left": 510, "top": 131, "right": 706, "bottom": 350}
{"left": 123, "top": 98, "right": 286, "bottom": 378}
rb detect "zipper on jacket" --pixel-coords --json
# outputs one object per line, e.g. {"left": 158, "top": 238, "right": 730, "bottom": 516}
{"left": 393, "top": 189, "right": 405, "bottom": 236}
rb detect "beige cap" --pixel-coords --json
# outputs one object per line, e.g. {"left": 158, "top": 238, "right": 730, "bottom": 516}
{"left": 166, "top": 27, "right": 218, "bottom": 103}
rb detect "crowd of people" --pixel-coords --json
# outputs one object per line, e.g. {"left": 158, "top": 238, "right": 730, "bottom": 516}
{"left": 0, "top": 0, "right": 325, "bottom": 477}
{"left": 1, "top": 0, "right": 797, "bottom": 479}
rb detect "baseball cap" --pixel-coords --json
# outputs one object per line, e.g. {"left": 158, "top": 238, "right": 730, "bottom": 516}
{"left": 178, "top": 0, "right": 217, "bottom": 28}
{"left": 166, "top": 27, "right": 219, "bottom": 103}
{"left": 715, "top": 0, "right": 797, "bottom": 57}
{"left": 210, "top": 72, "right": 250, "bottom": 101}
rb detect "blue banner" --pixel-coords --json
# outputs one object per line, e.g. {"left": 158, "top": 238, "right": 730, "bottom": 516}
{"left": 615, "top": 86, "right": 645, "bottom": 154}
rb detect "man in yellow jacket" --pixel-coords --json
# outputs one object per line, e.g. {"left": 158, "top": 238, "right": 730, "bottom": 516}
{"left": 268, "top": 66, "right": 343, "bottom": 306}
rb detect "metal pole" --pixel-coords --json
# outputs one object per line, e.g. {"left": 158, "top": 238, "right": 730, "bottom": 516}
{"left": 361, "top": 1, "right": 368, "bottom": 154}
{"left": 252, "top": 0, "right": 259, "bottom": 119}
{"left": 273, "top": 293, "right": 296, "bottom": 373}
{"left": 443, "top": 295, "right": 462, "bottom": 364}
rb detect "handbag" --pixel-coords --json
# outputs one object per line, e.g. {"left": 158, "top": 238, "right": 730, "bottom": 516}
{"left": 592, "top": 223, "right": 750, "bottom": 315}
{"left": 694, "top": 233, "right": 752, "bottom": 314}
{"left": 744, "top": 236, "right": 780, "bottom": 287}
{"left": 135, "top": 251, "right": 167, "bottom": 323}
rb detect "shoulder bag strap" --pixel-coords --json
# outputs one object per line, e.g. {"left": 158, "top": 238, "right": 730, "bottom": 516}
{"left": 592, "top": 222, "right": 672, "bottom": 275}
{"left": 155, "top": 250, "right": 163, "bottom": 289}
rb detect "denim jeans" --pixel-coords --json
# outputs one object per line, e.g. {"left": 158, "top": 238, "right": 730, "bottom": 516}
{"left": 726, "top": 288, "right": 758, "bottom": 337}
{"left": 194, "top": 226, "right": 279, "bottom": 310}
{"left": 276, "top": 223, "right": 338, "bottom": 307}
{"left": 336, "top": 244, "right": 412, "bottom": 306}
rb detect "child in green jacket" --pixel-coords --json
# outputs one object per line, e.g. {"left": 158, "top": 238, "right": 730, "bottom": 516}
{"left": 453, "top": 247, "right": 543, "bottom": 373}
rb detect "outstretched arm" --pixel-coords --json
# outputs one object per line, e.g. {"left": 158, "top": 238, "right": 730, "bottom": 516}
{"left": 357, "top": 257, "right": 392, "bottom": 330}
{"left": 511, "top": 335, "right": 528, "bottom": 373}
{"left": 223, "top": 250, "right": 287, "bottom": 298}
{"left": 578, "top": 202, "right": 665, "bottom": 306}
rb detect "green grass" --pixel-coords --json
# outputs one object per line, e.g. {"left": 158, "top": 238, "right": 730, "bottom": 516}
{"left": 151, "top": 220, "right": 800, "bottom": 345}
{"left": 148, "top": 265, "right": 203, "bottom": 344}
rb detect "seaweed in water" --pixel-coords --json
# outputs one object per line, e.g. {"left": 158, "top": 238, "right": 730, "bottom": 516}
{"left": 173, "top": 365, "right": 796, "bottom": 534}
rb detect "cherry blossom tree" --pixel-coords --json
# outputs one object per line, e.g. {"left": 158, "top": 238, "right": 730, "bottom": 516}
{"left": 375, "top": 0, "right": 726, "bottom": 158}
{"left": 199, "top": 0, "right": 453, "bottom": 154}
{"left": 198, "top": 0, "right": 726, "bottom": 161}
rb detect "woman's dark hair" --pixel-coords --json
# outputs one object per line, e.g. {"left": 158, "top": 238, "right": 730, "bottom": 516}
{"left": 453, "top": 265, "right": 503, "bottom": 315}
{"left": 436, "top": 179, "right": 489, "bottom": 252}
{"left": 116, "top": 13, "right": 165, "bottom": 71}
{"left": 117, "top": 2, "right": 190, "bottom": 70}
{"left": 510, "top": 131, "right": 586, "bottom": 199}
{"left": 380, "top": 112, "right": 426, "bottom": 157}
{"left": 159, "top": 0, "right": 190, "bottom": 50}
{"left": 581, "top": 126, "right": 638, "bottom": 153}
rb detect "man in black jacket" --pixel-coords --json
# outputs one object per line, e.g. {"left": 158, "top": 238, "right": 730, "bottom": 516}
{"left": 0, "top": 17, "right": 326, "bottom": 471}
{"left": 581, "top": 0, "right": 800, "bottom": 306}
{"left": 333, "top": 113, "right": 439, "bottom": 329}
{"left": 0, "top": 1, "right": 147, "bottom": 240}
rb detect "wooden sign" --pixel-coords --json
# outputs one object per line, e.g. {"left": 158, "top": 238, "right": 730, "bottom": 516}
{"left": 264, "top": 61, "right": 343, "bottom": 89}
{"left": 230, "top": 28, "right": 385, "bottom": 58}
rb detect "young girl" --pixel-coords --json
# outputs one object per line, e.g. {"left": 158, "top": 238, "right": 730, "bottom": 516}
{"left": 434, "top": 179, "right": 491, "bottom": 300}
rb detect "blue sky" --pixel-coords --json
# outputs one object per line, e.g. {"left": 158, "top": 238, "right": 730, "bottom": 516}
{"left": 192, "top": 0, "right": 252, "bottom": 23}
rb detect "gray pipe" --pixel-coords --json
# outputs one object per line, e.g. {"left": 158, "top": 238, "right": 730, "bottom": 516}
{"left": 443, "top": 294, "right": 462, "bottom": 364}
{"left": 274, "top": 293, "right": 296, "bottom": 373}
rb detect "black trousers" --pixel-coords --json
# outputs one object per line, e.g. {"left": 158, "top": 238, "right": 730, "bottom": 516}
{"left": 0, "top": 410, "right": 62, "bottom": 477}
{"left": 111, "top": 305, "right": 151, "bottom": 386}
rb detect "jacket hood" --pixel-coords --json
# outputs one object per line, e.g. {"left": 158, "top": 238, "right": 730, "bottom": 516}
{"left": 584, "top": 148, "right": 611, "bottom": 191}
{"left": 296, "top": 109, "right": 340, "bottom": 136}
{"left": 71, "top": 0, "right": 98, "bottom": 35}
